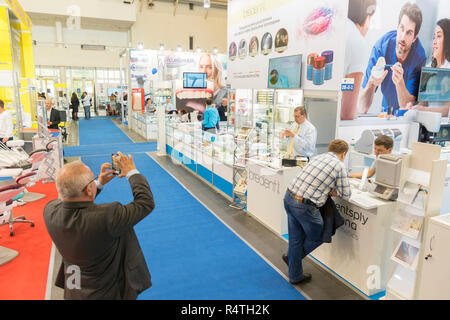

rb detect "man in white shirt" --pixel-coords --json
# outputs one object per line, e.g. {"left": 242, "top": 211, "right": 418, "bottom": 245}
{"left": 341, "top": 0, "right": 377, "bottom": 120}
{"left": 81, "top": 92, "right": 92, "bottom": 120}
{"left": 0, "top": 99, "right": 14, "bottom": 144}
{"left": 165, "top": 97, "right": 176, "bottom": 114}
{"left": 349, "top": 135, "right": 393, "bottom": 179}
{"left": 281, "top": 106, "right": 317, "bottom": 158}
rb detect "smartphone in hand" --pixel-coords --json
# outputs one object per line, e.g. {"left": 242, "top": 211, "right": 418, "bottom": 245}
{"left": 111, "top": 153, "right": 121, "bottom": 175}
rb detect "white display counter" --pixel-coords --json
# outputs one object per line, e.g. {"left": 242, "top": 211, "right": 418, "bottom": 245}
{"left": 309, "top": 189, "right": 396, "bottom": 297}
{"left": 247, "top": 162, "right": 302, "bottom": 236}
{"left": 130, "top": 111, "right": 158, "bottom": 140}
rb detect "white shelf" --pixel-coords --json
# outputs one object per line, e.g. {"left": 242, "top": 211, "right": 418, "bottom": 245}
{"left": 387, "top": 264, "right": 416, "bottom": 300}
{"left": 396, "top": 198, "right": 426, "bottom": 213}
{"left": 390, "top": 226, "right": 421, "bottom": 241}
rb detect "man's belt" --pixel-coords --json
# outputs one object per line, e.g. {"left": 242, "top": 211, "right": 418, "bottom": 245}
{"left": 286, "top": 189, "right": 318, "bottom": 209}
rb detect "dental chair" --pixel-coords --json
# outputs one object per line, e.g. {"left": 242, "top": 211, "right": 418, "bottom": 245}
{"left": 0, "top": 139, "right": 58, "bottom": 236}
{"left": 0, "top": 183, "right": 34, "bottom": 236}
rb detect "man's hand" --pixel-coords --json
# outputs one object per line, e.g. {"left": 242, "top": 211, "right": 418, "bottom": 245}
{"left": 284, "top": 129, "right": 295, "bottom": 138}
{"left": 2, "top": 137, "right": 8, "bottom": 143}
{"left": 98, "top": 163, "right": 116, "bottom": 186}
{"left": 114, "top": 152, "right": 136, "bottom": 178}
{"left": 368, "top": 69, "right": 388, "bottom": 88}
{"left": 391, "top": 63, "right": 405, "bottom": 88}
{"left": 329, "top": 189, "right": 338, "bottom": 197}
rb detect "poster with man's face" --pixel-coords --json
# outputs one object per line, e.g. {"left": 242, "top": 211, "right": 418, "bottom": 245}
{"left": 341, "top": 0, "right": 449, "bottom": 121}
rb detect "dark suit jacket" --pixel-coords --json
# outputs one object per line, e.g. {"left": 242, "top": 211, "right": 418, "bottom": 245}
{"left": 217, "top": 105, "right": 227, "bottom": 122}
{"left": 319, "top": 196, "right": 344, "bottom": 243}
{"left": 44, "top": 174, "right": 155, "bottom": 300}
{"left": 48, "top": 108, "right": 61, "bottom": 130}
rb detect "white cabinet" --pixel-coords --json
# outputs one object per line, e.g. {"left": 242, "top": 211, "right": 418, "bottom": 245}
{"left": 417, "top": 214, "right": 450, "bottom": 300}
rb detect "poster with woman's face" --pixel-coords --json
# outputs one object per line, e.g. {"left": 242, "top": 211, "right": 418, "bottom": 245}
{"left": 169, "top": 52, "right": 228, "bottom": 114}
{"left": 341, "top": 0, "right": 449, "bottom": 121}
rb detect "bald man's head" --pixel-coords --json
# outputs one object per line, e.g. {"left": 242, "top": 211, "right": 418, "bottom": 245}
{"left": 56, "top": 161, "right": 94, "bottom": 201}
{"left": 45, "top": 99, "right": 54, "bottom": 110}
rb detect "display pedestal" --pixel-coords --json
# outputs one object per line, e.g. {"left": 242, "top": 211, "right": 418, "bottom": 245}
{"left": 310, "top": 193, "right": 396, "bottom": 297}
{"left": 157, "top": 105, "right": 166, "bottom": 157}
{"left": 247, "top": 162, "right": 301, "bottom": 236}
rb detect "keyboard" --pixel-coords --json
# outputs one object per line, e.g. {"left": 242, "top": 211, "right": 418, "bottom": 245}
{"left": 350, "top": 191, "right": 382, "bottom": 209}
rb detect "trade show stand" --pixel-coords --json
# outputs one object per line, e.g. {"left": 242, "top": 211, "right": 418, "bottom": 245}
{"left": 310, "top": 185, "right": 396, "bottom": 297}
{"left": 165, "top": 122, "right": 235, "bottom": 200}
{"left": 129, "top": 111, "right": 158, "bottom": 140}
{"left": 247, "top": 162, "right": 301, "bottom": 236}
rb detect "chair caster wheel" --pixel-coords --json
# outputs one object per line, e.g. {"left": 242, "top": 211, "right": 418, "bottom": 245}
{"left": 31, "top": 223, "right": 35, "bottom": 227}
{"left": 10, "top": 232, "right": 14, "bottom": 236}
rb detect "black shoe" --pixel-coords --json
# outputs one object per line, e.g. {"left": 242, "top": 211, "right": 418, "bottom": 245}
{"left": 282, "top": 254, "right": 289, "bottom": 266}
{"left": 290, "top": 273, "right": 312, "bottom": 285}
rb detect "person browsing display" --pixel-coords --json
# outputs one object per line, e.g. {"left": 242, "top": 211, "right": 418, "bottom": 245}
{"left": 359, "top": 2, "right": 426, "bottom": 115}
{"left": 349, "top": 135, "right": 393, "bottom": 180}
{"left": 202, "top": 99, "right": 220, "bottom": 134}
{"left": 281, "top": 106, "right": 317, "bottom": 158}
{"left": 282, "top": 140, "right": 351, "bottom": 284}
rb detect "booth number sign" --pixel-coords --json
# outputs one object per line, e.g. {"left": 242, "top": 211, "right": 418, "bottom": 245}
{"left": 341, "top": 78, "right": 355, "bottom": 92}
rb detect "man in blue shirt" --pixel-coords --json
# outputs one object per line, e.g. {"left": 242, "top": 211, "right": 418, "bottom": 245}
{"left": 360, "top": 2, "right": 426, "bottom": 114}
{"left": 202, "top": 98, "right": 220, "bottom": 134}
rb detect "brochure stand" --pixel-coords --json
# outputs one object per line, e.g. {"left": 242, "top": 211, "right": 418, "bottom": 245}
{"left": 384, "top": 142, "right": 447, "bottom": 300}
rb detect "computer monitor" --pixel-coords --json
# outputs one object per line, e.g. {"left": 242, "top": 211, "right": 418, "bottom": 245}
{"left": 268, "top": 55, "right": 302, "bottom": 89}
{"left": 417, "top": 67, "right": 450, "bottom": 102}
{"left": 183, "top": 72, "right": 207, "bottom": 89}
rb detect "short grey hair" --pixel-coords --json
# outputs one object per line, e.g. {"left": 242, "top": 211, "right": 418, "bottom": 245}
{"left": 56, "top": 161, "right": 93, "bottom": 200}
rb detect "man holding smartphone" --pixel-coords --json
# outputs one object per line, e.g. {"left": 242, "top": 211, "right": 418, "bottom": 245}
{"left": 44, "top": 152, "right": 155, "bottom": 300}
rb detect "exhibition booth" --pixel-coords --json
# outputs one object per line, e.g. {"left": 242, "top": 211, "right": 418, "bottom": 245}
{"left": 0, "top": 0, "right": 38, "bottom": 133}
{"left": 157, "top": 0, "right": 450, "bottom": 300}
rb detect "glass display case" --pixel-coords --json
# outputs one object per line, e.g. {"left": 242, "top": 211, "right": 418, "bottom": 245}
{"left": 130, "top": 111, "right": 158, "bottom": 140}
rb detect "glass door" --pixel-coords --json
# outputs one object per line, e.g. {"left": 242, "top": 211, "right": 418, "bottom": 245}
{"left": 71, "top": 79, "right": 96, "bottom": 116}
{"left": 38, "top": 78, "right": 56, "bottom": 98}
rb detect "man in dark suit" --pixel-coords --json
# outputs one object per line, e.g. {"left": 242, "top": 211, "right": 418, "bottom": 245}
{"left": 44, "top": 152, "right": 155, "bottom": 300}
{"left": 217, "top": 98, "right": 228, "bottom": 122}
{"left": 45, "top": 99, "right": 61, "bottom": 130}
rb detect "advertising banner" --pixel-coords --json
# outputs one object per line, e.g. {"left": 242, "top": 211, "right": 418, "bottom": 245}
{"left": 227, "top": 0, "right": 349, "bottom": 90}
{"left": 130, "top": 50, "right": 228, "bottom": 114}
{"left": 340, "top": 0, "right": 450, "bottom": 120}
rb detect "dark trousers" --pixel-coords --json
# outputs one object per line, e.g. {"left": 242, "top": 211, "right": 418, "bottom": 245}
{"left": 72, "top": 109, "right": 78, "bottom": 121}
{"left": 283, "top": 193, "right": 324, "bottom": 282}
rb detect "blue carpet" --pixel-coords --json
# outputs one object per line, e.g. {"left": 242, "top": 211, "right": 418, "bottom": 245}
{"left": 68, "top": 118, "right": 305, "bottom": 299}
{"left": 78, "top": 118, "right": 132, "bottom": 145}
{"left": 64, "top": 142, "right": 157, "bottom": 157}
{"left": 82, "top": 153, "right": 306, "bottom": 300}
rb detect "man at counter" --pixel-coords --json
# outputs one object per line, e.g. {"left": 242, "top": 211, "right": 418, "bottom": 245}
{"left": 281, "top": 106, "right": 317, "bottom": 158}
{"left": 349, "top": 135, "right": 393, "bottom": 179}
{"left": 46, "top": 99, "right": 61, "bottom": 130}
{"left": 202, "top": 99, "right": 220, "bottom": 134}
{"left": 283, "top": 140, "right": 351, "bottom": 284}
{"left": 217, "top": 98, "right": 228, "bottom": 122}
{"left": 359, "top": 2, "right": 426, "bottom": 115}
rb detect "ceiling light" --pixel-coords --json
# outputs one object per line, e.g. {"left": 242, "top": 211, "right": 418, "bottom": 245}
{"left": 159, "top": 44, "right": 164, "bottom": 51}
{"left": 197, "top": 47, "right": 202, "bottom": 53}
{"left": 203, "top": 0, "right": 210, "bottom": 9}
{"left": 213, "top": 47, "right": 218, "bottom": 54}
{"left": 137, "top": 42, "right": 144, "bottom": 50}
{"left": 177, "top": 45, "right": 182, "bottom": 52}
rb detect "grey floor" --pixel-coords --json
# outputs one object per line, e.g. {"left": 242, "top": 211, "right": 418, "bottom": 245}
{"left": 48, "top": 117, "right": 365, "bottom": 300}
